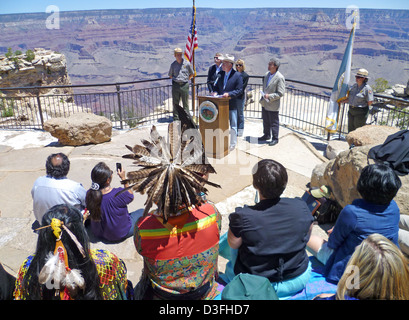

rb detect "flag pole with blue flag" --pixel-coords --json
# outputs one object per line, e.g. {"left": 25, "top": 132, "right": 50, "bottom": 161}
{"left": 325, "top": 14, "right": 357, "bottom": 134}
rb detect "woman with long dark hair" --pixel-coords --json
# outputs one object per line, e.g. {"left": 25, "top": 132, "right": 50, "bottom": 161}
{"left": 13, "top": 204, "right": 129, "bottom": 300}
{"left": 86, "top": 162, "right": 141, "bottom": 243}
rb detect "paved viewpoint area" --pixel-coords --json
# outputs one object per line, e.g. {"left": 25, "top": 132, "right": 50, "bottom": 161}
{"left": 0, "top": 119, "right": 328, "bottom": 286}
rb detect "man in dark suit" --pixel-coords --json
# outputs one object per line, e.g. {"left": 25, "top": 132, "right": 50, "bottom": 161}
{"left": 212, "top": 54, "right": 243, "bottom": 150}
{"left": 207, "top": 52, "right": 222, "bottom": 92}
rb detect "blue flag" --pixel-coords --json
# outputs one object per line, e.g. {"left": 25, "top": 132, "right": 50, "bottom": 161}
{"left": 325, "top": 19, "right": 357, "bottom": 133}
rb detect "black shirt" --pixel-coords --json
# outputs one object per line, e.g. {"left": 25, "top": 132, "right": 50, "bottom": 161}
{"left": 229, "top": 197, "right": 313, "bottom": 282}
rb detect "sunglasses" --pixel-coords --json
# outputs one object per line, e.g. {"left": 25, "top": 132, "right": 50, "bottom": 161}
{"left": 236, "top": 64, "right": 243, "bottom": 67}
{"left": 214, "top": 57, "right": 220, "bottom": 59}
{"left": 355, "top": 76, "right": 364, "bottom": 79}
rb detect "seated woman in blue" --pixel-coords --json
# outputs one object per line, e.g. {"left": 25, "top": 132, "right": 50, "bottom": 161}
{"left": 307, "top": 163, "right": 402, "bottom": 284}
{"left": 220, "top": 159, "right": 313, "bottom": 299}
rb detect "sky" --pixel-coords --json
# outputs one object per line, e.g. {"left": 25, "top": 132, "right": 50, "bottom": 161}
{"left": 1, "top": 0, "right": 409, "bottom": 14}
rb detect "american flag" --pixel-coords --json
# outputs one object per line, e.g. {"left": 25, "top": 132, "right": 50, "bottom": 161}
{"left": 184, "top": 5, "right": 198, "bottom": 65}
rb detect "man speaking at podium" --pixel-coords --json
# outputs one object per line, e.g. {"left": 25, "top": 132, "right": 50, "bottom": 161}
{"left": 212, "top": 54, "right": 243, "bottom": 151}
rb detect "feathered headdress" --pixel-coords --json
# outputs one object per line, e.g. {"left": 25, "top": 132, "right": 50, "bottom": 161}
{"left": 37, "top": 218, "right": 86, "bottom": 299}
{"left": 119, "top": 105, "right": 221, "bottom": 222}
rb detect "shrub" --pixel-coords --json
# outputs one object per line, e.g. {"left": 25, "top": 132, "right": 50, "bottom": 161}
{"left": 25, "top": 50, "right": 35, "bottom": 62}
{"left": 5, "top": 47, "right": 13, "bottom": 59}
{"left": 374, "top": 78, "right": 391, "bottom": 93}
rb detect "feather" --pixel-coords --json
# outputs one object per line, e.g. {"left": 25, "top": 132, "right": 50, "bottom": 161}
{"left": 127, "top": 167, "right": 162, "bottom": 180}
{"left": 150, "top": 125, "right": 161, "bottom": 143}
{"left": 130, "top": 144, "right": 151, "bottom": 157}
{"left": 62, "top": 225, "right": 86, "bottom": 258}
{"left": 182, "top": 168, "right": 222, "bottom": 189}
{"left": 121, "top": 119, "right": 221, "bottom": 219}
{"left": 141, "top": 139, "right": 156, "bottom": 152}
{"left": 53, "top": 256, "right": 67, "bottom": 288}
{"left": 63, "top": 268, "right": 85, "bottom": 294}
{"left": 151, "top": 169, "right": 168, "bottom": 205}
{"left": 174, "top": 104, "right": 198, "bottom": 130}
{"left": 185, "top": 164, "right": 214, "bottom": 175}
{"left": 38, "top": 252, "right": 58, "bottom": 284}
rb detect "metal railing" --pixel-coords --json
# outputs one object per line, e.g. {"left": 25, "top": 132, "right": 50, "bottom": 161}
{"left": 1, "top": 75, "right": 409, "bottom": 140}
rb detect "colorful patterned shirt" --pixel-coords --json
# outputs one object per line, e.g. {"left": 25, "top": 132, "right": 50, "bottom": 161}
{"left": 134, "top": 202, "right": 222, "bottom": 299}
{"left": 13, "top": 249, "right": 128, "bottom": 300}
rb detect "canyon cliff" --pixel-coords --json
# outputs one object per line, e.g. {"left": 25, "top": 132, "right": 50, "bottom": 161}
{"left": 0, "top": 8, "right": 408, "bottom": 87}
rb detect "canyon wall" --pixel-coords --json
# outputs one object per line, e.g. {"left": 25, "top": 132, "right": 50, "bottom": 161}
{"left": 0, "top": 8, "right": 408, "bottom": 87}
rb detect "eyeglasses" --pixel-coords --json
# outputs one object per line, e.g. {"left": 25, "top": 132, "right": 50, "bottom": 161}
{"left": 355, "top": 76, "right": 364, "bottom": 79}
{"left": 214, "top": 57, "right": 220, "bottom": 59}
{"left": 236, "top": 64, "right": 243, "bottom": 67}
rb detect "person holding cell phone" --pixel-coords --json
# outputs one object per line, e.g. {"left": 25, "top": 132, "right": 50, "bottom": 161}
{"left": 85, "top": 162, "right": 142, "bottom": 243}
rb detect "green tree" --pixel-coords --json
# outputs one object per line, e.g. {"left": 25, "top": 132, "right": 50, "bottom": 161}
{"left": 25, "top": 49, "right": 35, "bottom": 62}
{"left": 5, "top": 47, "right": 13, "bottom": 59}
{"left": 373, "top": 78, "right": 391, "bottom": 93}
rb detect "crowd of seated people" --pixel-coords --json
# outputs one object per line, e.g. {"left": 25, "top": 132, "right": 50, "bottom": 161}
{"left": 2, "top": 50, "right": 407, "bottom": 301}
{"left": 1, "top": 144, "right": 408, "bottom": 300}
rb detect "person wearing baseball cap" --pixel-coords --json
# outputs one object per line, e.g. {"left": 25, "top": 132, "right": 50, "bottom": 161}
{"left": 340, "top": 68, "right": 374, "bottom": 132}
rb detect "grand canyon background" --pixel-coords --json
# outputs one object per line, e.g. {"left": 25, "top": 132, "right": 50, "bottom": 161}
{"left": 0, "top": 7, "right": 408, "bottom": 88}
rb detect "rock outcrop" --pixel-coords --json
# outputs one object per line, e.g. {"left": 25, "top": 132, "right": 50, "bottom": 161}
{"left": 0, "top": 48, "right": 72, "bottom": 95}
{"left": 44, "top": 112, "right": 112, "bottom": 146}
{"left": 0, "top": 49, "right": 93, "bottom": 127}
{"left": 312, "top": 125, "right": 409, "bottom": 215}
{"left": 346, "top": 125, "right": 400, "bottom": 147}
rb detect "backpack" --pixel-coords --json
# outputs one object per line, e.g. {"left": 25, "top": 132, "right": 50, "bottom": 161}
{"left": 301, "top": 189, "right": 342, "bottom": 224}
{"left": 314, "top": 196, "right": 342, "bottom": 224}
{"left": 221, "top": 273, "right": 279, "bottom": 300}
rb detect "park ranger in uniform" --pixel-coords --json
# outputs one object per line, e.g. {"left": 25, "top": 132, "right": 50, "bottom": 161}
{"left": 168, "top": 47, "right": 194, "bottom": 120}
{"left": 342, "top": 68, "right": 374, "bottom": 132}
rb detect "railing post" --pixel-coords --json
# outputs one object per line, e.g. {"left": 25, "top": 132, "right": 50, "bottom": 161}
{"left": 337, "top": 103, "right": 346, "bottom": 140}
{"left": 36, "top": 88, "right": 45, "bottom": 129}
{"left": 116, "top": 84, "right": 123, "bottom": 129}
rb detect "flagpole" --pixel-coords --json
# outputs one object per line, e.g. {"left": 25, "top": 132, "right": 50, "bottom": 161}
{"left": 191, "top": 0, "right": 196, "bottom": 121}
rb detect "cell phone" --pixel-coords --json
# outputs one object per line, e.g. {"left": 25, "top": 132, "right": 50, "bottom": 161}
{"left": 116, "top": 162, "right": 122, "bottom": 171}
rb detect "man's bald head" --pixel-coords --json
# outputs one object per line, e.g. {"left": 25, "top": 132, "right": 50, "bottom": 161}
{"left": 46, "top": 153, "right": 70, "bottom": 179}
{"left": 51, "top": 155, "right": 63, "bottom": 167}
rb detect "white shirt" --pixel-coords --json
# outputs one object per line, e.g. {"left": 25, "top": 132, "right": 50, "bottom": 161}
{"left": 31, "top": 175, "right": 87, "bottom": 222}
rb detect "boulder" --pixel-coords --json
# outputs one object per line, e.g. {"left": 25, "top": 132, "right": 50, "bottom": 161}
{"left": 311, "top": 145, "right": 409, "bottom": 215}
{"left": 325, "top": 140, "right": 349, "bottom": 160}
{"left": 44, "top": 112, "right": 112, "bottom": 146}
{"left": 392, "top": 84, "right": 408, "bottom": 97}
{"left": 346, "top": 125, "right": 400, "bottom": 147}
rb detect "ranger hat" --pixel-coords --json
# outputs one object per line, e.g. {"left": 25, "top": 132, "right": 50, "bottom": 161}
{"left": 355, "top": 68, "right": 369, "bottom": 78}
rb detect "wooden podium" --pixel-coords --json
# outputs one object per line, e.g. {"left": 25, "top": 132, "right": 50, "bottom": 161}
{"left": 198, "top": 95, "right": 230, "bottom": 159}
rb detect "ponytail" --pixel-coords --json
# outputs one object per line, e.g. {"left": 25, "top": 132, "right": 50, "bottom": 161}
{"left": 85, "top": 162, "right": 113, "bottom": 222}
{"left": 86, "top": 189, "right": 103, "bottom": 221}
